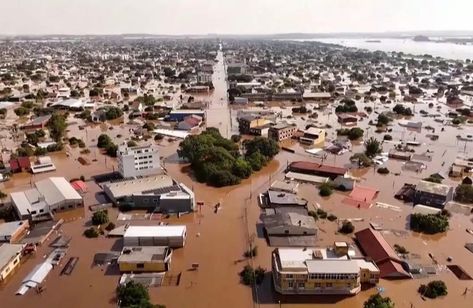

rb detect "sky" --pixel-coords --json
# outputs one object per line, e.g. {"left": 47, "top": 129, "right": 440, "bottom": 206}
{"left": 1, "top": 0, "right": 472, "bottom": 35}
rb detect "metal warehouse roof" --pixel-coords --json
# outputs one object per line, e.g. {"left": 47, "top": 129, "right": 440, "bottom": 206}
{"left": 124, "top": 225, "right": 186, "bottom": 238}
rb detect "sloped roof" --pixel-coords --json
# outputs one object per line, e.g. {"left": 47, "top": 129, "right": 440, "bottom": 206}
{"left": 355, "top": 228, "right": 399, "bottom": 263}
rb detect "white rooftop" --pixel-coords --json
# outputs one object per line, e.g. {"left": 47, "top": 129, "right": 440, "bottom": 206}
{"left": 0, "top": 243, "right": 24, "bottom": 270}
{"left": 306, "top": 260, "right": 360, "bottom": 274}
{"left": 124, "top": 225, "right": 186, "bottom": 238}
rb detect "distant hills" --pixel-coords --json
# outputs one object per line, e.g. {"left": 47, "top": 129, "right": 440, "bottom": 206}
{"left": 1, "top": 31, "right": 473, "bottom": 41}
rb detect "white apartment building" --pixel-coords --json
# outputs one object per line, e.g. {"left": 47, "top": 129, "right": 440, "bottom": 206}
{"left": 117, "top": 144, "right": 161, "bottom": 178}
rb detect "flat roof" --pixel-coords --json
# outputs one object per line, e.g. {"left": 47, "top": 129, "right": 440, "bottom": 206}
{"left": 124, "top": 225, "right": 186, "bottom": 238}
{"left": 104, "top": 175, "right": 175, "bottom": 199}
{"left": 306, "top": 260, "right": 360, "bottom": 274}
{"left": 0, "top": 221, "right": 28, "bottom": 237}
{"left": 416, "top": 180, "right": 452, "bottom": 196}
{"left": 118, "top": 246, "right": 170, "bottom": 263}
{"left": 0, "top": 243, "right": 24, "bottom": 270}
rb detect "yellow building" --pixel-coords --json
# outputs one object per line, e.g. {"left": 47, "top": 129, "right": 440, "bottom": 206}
{"left": 0, "top": 243, "right": 25, "bottom": 282}
{"left": 299, "top": 127, "right": 325, "bottom": 146}
{"left": 272, "top": 244, "right": 379, "bottom": 295}
{"left": 118, "top": 246, "right": 172, "bottom": 272}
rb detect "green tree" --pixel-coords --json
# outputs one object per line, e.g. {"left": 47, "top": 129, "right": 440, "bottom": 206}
{"left": 339, "top": 220, "right": 355, "bottom": 234}
{"left": 47, "top": 113, "right": 67, "bottom": 142}
{"left": 14, "top": 107, "right": 30, "bottom": 116}
{"left": 454, "top": 184, "right": 473, "bottom": 203}
{"left": 105, "top": 107, "right": 123, "bottom": 120}
{"left": 377, "top": 113, "right": 391, "bottom": 126}
{"left": 232, "top": 158, "right": 252, "bottom": 179}
{"left": 319, "top": 183, "right": 333, "bottom": 197}
{"left": 97, "top": 134, "right": 112, "bottom": 148}
{"left": 91, "top": 210, "right": 109, "bottom": 225}
{"left": 410, "top": 213, "right": 449, "bottom": 234}
{"left": 116, "top": 281, "right": 154, "bottom": 308}
{"left": 364, "top": 293, "right": 395, "bottom": 308}
{"left": 243, "top": 137, "right": 279, "bottom": 158}
{"left": 364, "top": 137, "right": 382, "bottom": 158}
{"left": 418, "top": 280, "right": 447, "bottom": 299}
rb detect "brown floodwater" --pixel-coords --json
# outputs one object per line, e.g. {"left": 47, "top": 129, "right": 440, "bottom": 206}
{"left": 2, "top": 58, "right": 473, "bottom": 308}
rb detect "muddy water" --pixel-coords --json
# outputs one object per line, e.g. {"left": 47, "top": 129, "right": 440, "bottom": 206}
{"left": 199, "top": 50, "right": 234, "bottom": 138}
{"left": 2, "top": 75, "right": 473, "bottom": 307}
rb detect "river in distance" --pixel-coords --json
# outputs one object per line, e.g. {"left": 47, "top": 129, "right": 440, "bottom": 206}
{"left": 297, "top": 38, "right": 473, "bottom": 61}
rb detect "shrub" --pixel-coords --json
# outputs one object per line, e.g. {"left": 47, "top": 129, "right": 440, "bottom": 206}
{"left": 327, "top": 214, "right": 337, "bottom": 222}
{"left": 116, "top": 281, "right": 154, "bottom": 307}
{"left": 308, "top": 210, "right": 318, "bottom": 220}
{"left": 383, "top": 134, "right": 393, "bottom": 141}
{"left": 239, "top": 265, "right": 265, "bottom": 285}
{"left": 339, "top": 221, "right": 355, "bottom": 234}
{"left": 418, "top": 280, "right": 448, "bottom": 299}
{"left": 92, "top": 210, "right": 109, "bottom": 225}
{"left": 410, "top": 213, "right": 449, "bottom": 234}
{"left": 454, "top": 184, "right": 473, "bottom": 203}
{"left": 394, "top": 244, "right": 409, "bottom": 254}
{"left": 337, "top": 127, "right": 364, "bottom": 140}
{"left": 97, "top": 134, "right": 112, "bottom": 148}
{"left": 316, "top": 209, "right": 328, "bottom": 219}
{"left": 364, "top": 294, "right": 395, "bottom": 308}
{"left": 105, "top": 222, "right": 116, "bottom": 231}
{"left": 377, "top": 167, "right": 390, "bottom": 174}
{"left": 83, "top": 227, "right": 99, "bottom": 238}
{"left": 350, "top": 153, "right": 373, "bottom": 167}
{"left": 154, "top": 134, "right": 164, "bottom": 141}
{"left": 319, "top": 183, "right": 333, "bottom": 197}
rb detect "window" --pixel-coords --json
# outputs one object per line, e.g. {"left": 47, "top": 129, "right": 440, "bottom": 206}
{"left": 326, "top": 283, "right": 332, "bottom": 287}
{"left": 315, "top": 283, "right": 321, "bottom": 288}
{"left": 13, "top": 259, "right": 18, "bottom": 265}
{"left": 288, "top": 281, "right": 294, "bottom": 288}
{"left": 285, "top": 274, "right": 293, "bottom": 279}
{"left": 298, "top": 282, "right": 305, "bottom": 288}
{"left": 137, "top": 263, "right": 145, "bottom": 269}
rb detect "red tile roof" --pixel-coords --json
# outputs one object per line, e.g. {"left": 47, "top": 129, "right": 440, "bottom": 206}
{"left": 355, "top": 228, "right": 411, "bottom": 279}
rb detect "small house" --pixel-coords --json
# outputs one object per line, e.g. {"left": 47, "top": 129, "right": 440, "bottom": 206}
{"left": 413, "top": 180, "right": 454, "bottom": 209}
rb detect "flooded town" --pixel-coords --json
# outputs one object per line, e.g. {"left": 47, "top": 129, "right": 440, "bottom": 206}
{"left": 1, "top": 2, "right": 473, "bottom": 308}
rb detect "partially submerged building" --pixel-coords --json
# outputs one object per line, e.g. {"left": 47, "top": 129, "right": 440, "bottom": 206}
{"left": 288, "top": 161, "right": 348, "bottom": 180}
{"left": 102, "top": 175, "right": 195, "bottom": 213}
{"left": 10, "top": 177, "right": 83, "bottom": 221}
{"left": 0, "top": 220, "right": 29, "bottom": 243}
{"left": 265, "top": 190, "right": 308, "bottom": 207}
{"left": 118, "top": 246, "right": 172, "bottom": 272}
{"left": 262, "top": 207, "right": 317, "bottom": 247}
{"left": 299, "top": 128, "right": 325, "bottom": 146}
{"left": 123, "top": 225, "right": 187, "bottom": 248}
{"left": 268, "top": 122, "right": 298, "bottom": 142}
{"left": 355, "top": 228, "right": 411, "bottom": 279}
{"left": 0, "top": 243, "right": 25, "bottom": 282}
{"left": 117, "top": 144, "right": 161, "bottom": 179}
{"left": 413, "top": 180, "right": 454, "bottom": 209}
{"left": 272, "top": 243, "right": 379, "bottom": 295}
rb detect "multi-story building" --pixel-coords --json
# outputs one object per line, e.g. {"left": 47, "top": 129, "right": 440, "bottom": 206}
{"left": 299, "top": 127, "right": 326, "bottom": 146}
{"left": 272, "top": 243, "right": 379, "bottom": 295}
{"left": 237, "top": 114, "right": 272, "bottom": 136}
{"left": 117, "top": 144, "right": 161, "bottom": 179}
{"left": 0, "top": 243, "right": 25, "bottom": 282}
{"left": 268, "top": 122, "right": 298, "bottom": 142}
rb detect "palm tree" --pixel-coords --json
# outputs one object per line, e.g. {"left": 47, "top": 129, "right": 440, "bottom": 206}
{"left": 364, "top": 137, "right": 382, "bottom": 158}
